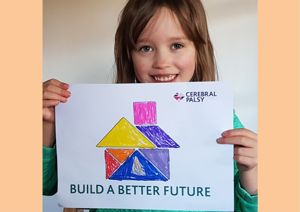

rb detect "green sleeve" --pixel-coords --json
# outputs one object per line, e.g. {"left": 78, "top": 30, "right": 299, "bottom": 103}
{"left": 43, "top": 146, "right": 58, "bottom": 196}
{"left": 233, "top": 113, "right": 258, "bottom": 212}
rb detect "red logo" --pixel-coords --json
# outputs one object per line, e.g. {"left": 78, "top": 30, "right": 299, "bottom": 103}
{"left": 173, "top": 93, "right": 184, "bottom": 101}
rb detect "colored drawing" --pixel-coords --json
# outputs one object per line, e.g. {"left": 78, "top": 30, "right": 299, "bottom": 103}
{"left": 96, "top": 117, "right": 155, "bottom": 148}
{"left": 104, "top": 150, "right": 121, "bottom": 179}
{"left": 136, "top": 126, "right": 180, "bottom": 148}
{"left": 110, "top": 150, "right": 168, "bottom": 181}
{"left": 134, "top": 101, "right": 157, "bottom": 125}
{"left": 132, "top": 156, "right": 146, "bottom": 176}
{"left": 97, "top": 101, "right": 179, "bottom": 181}
{"left": 107, "top": 149, "right": 135, "bottom": 163}
{"left": 139, "top": 149, "right": 170, "bottom": 178}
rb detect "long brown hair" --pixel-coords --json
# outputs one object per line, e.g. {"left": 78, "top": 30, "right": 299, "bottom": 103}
{"left": 114, "top": 0, "right": 217, "bottom": 83}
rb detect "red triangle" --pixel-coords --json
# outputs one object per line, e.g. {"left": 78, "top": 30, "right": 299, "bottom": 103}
{"left": 105, "top": 150, "right": 121, "bottom": 178}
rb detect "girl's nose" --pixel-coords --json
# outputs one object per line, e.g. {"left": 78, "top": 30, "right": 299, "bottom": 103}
{"left": 152, "top": 50, "right": 170, "bottom": 69}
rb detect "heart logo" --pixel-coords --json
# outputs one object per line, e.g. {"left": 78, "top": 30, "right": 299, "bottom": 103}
{"left": 173, "top": 93, "right": 184, "bottom": 101}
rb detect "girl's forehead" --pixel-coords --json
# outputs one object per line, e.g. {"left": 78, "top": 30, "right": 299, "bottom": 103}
{"left": 138, "top": 7, "right": 186, "bottom": 41}
{"left": 147, "top": 7, "right": 180, "bottom": 30}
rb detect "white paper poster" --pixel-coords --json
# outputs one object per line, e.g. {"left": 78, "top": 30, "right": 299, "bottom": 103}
{"left": 55, "top": 82, "right": 234, "bottom": 211}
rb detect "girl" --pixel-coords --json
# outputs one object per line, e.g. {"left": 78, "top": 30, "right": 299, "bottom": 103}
{"left": 43, "top": 0, "right": 258, "bottom": 211}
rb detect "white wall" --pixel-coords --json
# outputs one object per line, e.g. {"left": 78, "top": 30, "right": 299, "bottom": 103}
{"left": 203, "top": 0, "right": 257, "bottom": 132}
{"left": 43, "top": 0, "right": 257, "bottom": 211}
{"left": 43, "top": 0, "right": 126, "bottom": 83}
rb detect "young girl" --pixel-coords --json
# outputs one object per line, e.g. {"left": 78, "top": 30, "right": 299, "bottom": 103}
{"left": 43, "top": 0, "right": 258, "bottom": 211}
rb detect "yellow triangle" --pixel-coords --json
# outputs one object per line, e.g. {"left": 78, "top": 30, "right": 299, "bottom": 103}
{"left": 96, "top": 117, "right": 155, "bottom": 148}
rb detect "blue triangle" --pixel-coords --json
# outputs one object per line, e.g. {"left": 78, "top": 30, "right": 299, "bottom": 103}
{"left": 110, "top": 150, "right": 168, "bottom": 181}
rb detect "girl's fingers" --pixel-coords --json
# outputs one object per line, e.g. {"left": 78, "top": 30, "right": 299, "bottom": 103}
{"left": 43, "top": 79, "right": 71, "bottom": 101}
{"left": 43, "top": 84, "right": 71, "bottom": 99}
{"left": 42, "top": 79, "right": 69, "bottom": 124}
{"left": 43, "top": 91, "right": 69, "bottom": 102}
{"left": 222, "top": 128, "right": 257, "bottom": 140}
{"left": 219, "top": 128, "right": 258, "bottom": 172}
{"left": 44, "top": 78, "right": 69, "bottom": 90}
{"left": 217, "top": 136, "right": 256, "bottom": 148}
{"left": 234, "top": 155, "right": 257, "bottom": 170}
{"left": 43, "top": 99, "right": 60, "bottom": 107}
{"left": 234, "top": 146, "right": 257, "bottom": 158}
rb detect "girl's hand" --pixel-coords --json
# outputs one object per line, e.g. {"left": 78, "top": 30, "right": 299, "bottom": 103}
{"left": 217, "top": 128, "right": 257, "bottom": 195}
{"left": 43, "top": 79, "right": 71, "bottom": 147}
{"left": 43, "top": 79, "right": 71, "bottom": 123}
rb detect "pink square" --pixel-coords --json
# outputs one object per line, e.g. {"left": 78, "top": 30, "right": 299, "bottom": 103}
{"left": 133, "top": 102, "right": 157, "bottom": 125}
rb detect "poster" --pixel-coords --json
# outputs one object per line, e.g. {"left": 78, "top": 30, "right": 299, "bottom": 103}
{"left": 56, "top": 82, "right": 234, "bottom": 211}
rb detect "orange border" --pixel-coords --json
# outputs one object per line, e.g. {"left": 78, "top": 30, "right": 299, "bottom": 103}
{"left": 1, "top": 0, "right": 300, "bottom": 211}
{"left": 0, "top": 0, "right": 42, "bottom": 211}
{"left": 259, "top": 0, "right": 300, "bottom": 211}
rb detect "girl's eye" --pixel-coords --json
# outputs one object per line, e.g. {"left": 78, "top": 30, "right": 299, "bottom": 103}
{"left": 171, "top": 43, "right": 184, "bottom": 50}
{"left": 139, "top": 46, "right": 153, "bottom": 52}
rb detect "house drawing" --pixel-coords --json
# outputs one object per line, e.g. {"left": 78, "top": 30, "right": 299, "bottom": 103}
{"left": 96, "top": 101, "right": 180, "bottom": 181}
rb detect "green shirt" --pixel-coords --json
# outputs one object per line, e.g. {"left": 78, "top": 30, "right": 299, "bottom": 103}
{"left": 43, "top": 113, "right": 257, "bottom": 212}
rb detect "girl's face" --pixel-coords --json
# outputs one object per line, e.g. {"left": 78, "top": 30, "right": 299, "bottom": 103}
{"left": 131, "top": 7, "right": 196, "bottom": 83}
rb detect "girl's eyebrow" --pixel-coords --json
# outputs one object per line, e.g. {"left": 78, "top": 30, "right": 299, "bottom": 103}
{"left": 136, "top": 38, "right": 150, "bottom": 43}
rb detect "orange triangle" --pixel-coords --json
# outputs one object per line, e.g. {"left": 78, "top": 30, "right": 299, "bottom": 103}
{"left": 107, "top": 149, "right": 135, "bottom": 163}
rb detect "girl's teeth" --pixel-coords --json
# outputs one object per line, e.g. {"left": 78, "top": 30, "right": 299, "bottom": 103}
{"left": 154, "top": 75, "right": 176, "bottom": 82}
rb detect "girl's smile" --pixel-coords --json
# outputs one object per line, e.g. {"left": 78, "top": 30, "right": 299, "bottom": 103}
{"left": 152, "top": 74, "right": 178, "bottom": 82}
{"left": 131, "top": 7, "right": 196, "bottom": 83}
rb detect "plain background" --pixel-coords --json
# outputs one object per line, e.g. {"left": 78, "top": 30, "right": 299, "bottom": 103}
{"left": 43, "top": 0, "right": 257, "bottom": 211}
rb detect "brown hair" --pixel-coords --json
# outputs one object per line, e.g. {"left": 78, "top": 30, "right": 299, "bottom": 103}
{"left": 114, "top": 0, "right": 217, "bottom": 83}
